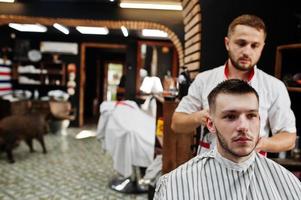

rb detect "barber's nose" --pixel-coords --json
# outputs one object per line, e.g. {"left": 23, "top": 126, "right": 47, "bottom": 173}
{"left": 242, "top": 45, "right": 252, "bottom": 56}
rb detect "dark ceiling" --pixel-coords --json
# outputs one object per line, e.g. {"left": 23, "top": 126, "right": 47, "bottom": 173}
{"left": 14, "top": 0, "right": 121, "bottom": 8}
{"left": 16, "top": 0, "right": 181, "bottom": 2}
{"left": 0, "top": 0, "right": 184, "bottom": 43}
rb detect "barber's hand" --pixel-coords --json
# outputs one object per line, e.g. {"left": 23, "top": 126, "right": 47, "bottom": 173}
{"left": 198, "top": 109, "right": 210, "bottom": 126}
{"left": 255, "top": 137, "right": 269, "bottom": 153}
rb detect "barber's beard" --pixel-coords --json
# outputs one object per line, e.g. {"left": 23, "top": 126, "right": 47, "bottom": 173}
{"left": 228, "top": 53, "right": 255, "bottom": 72}
{"left": 215, "top": 127, "right": 257, "bottom": 158}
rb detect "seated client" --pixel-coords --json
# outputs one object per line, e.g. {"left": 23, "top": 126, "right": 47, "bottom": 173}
{"left": 154, "top": 79, "right": 301, "bottom": 200}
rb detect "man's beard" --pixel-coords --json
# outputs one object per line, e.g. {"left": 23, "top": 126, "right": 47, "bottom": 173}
{"left": 215, "top": 127, "right": 257, "bottom": 158}
{"left": 228, "top": 52, "right": 255, "bottom": 72}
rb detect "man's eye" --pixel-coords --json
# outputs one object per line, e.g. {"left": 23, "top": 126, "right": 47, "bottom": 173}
{"left": 236, "top": 41, "right": 247, "bottom": 47}
{"left": 247, "top": 113, "right": 258, "bottom": 119}
{"left": 251, "top": 43, "right": 260, "bottom": 49}
{"left": 224, "top": 115, "right": 237, "bottom": 120}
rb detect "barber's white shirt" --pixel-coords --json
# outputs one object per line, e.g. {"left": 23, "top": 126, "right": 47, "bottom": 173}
{"left": 176, "top": 65, "right": 296, "bottom": 154}
{"left": 154, "top": 148, "right": 301, "bottom": 200}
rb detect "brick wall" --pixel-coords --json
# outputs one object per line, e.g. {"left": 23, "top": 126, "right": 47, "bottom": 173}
{"left": 182, "top": 0, "right": 201, "bottom": 77}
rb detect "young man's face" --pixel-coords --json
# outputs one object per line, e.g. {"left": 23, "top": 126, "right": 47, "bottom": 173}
{"left": 207, "top": 93, "right": 260, "bottom": 163}
{"left": 225, "top": 25, "right": 265, "bottom": 71}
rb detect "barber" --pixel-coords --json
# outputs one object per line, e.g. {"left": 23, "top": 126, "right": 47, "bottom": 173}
{"left": 171, "top": 14, "right": 296, "bottom": 155}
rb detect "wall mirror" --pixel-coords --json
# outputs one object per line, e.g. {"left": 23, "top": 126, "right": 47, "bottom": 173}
{"left": 136, "top": 40, "right": 178, "bottom": 93}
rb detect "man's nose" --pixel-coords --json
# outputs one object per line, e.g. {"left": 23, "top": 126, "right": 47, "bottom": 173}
{"left": 242, "top": 45, "right": 253, "bottom": 56}
{"left": 236, "top": 116, "right": 249, "bottom": 132}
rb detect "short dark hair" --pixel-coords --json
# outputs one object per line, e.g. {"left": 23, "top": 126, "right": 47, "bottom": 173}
{"left": 228, "top": 14, "right": 266, "bottom": 38}
{"left": 208, "top": 79, "right": 259, "bottom": 113}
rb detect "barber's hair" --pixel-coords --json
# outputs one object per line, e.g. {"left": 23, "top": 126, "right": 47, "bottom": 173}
{"left": 208, "top": 79, "right": 259, "bottom": 113}
{"left": 227, "top": 14, "right": 266, "bottom": 38}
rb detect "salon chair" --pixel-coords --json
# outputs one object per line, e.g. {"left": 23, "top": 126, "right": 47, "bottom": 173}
{"left": 97, "top": 100, "right": 156, "bottom": 194}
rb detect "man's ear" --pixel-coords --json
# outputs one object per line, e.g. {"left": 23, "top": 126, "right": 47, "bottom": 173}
{"left": 224, "top": 37, "right": 230, "bottom": 51}
{"left": 206, "top": 116, "right": 216, "bottom": 134}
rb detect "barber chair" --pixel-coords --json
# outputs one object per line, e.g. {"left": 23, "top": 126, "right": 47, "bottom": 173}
{"left": 96, "top": 100, "right": 156, "bottom": 194}
{"left": 109, "top": 166, "right": 148, "bottom": 194}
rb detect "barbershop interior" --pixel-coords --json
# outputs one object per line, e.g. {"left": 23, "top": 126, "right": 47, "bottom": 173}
{"left": 0, "top": 0, "right": 300, "bottom": 199}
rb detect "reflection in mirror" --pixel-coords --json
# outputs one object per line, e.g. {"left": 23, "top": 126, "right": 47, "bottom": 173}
{"left": 105, "top": 63, "right": 123, "bottom": 101}
{"left": 137, "top": 41, "right": 178, "bottom": 93}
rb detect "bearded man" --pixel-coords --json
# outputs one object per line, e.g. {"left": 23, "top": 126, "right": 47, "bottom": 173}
{"left": 171, "top": 14, "right": 296, "bottom": 155}
{"left": 155, "top": 79, "right": 301, "bottom": 200}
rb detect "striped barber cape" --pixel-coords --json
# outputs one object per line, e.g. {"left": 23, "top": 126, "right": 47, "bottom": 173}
{"left": 0, "top": 64, "right": 12, "bottom": 96}
{"left": 154, "top": 148, "right": 301, "bottom": 200}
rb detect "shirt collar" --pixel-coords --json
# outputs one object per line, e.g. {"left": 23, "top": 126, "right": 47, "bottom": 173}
{"left": 224, "top": 61, "right": 256, "bottom": 82}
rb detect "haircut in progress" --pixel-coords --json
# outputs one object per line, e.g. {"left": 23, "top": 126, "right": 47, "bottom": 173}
{"left": 172, "top": 13, "right": 296, "bottom": 157}
{"left": 208, "top": 79, "right": 259, "bottom": 113}
{"left": 206, "top": 79, "right": 260, "bottom": 163}
{"left": 154, "top": 79, "right": 301, "bottom": 200}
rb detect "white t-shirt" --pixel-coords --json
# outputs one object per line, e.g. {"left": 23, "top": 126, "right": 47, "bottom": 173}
{"left": 154, "top": 148, "right": 301, "bottom": 200}
{"left": 176, "top": 65, "right": 296, "bottom": 154}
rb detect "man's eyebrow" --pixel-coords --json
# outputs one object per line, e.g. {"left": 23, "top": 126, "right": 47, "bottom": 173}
{"left": 234, "top": 39, "right": 246, "bottom": 42}
{"left": 221, "top": 109, "right": 258, "bottom": 114}
{"left": 234, "top": 38, "right": 260, "bottom": 43}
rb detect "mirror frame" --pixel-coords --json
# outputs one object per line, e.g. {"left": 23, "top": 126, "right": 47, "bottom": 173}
{"left": 136, "top": 40, "right": 179, "bottom": 93}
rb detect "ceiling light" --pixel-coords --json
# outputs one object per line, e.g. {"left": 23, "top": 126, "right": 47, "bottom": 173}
{"left": 121, "top": 26, "right": 128, "bottom": 37}
{"left": 76, "top": 26, "right": 109, "bottom": 35}
{"left": 8, "top": 23, "right": 47, "bottom": 32}
{"left": 142, "top": 29, "right": 168, "bottom": 38}
{"left": 53, "top": 23, "right": 69, "bottom": 35}
{"left": 120, "top": 1, "right": 182, "bottom": 11}
{"left": 0, "top": 0, "right": 15, "bottom": 3}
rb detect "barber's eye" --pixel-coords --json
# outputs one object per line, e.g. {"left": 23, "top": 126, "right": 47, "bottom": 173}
{"left": 236, "top": 41, "right": 247, "bottom": 47}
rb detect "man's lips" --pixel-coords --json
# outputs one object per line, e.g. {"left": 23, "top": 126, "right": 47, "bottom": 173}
{"left": 239, "top": 58, "right": 250, "bottom": 64}
{"left": 233, "top": 137, "right": 252, "bottom": 142}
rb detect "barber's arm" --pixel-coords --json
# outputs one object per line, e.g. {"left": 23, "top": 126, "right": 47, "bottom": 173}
{"left": 171, "top": 74, "right": 208, "bottom": 133}
{"left": 171, "top": 109, "right": 209, "bottom": 133}
{"left": 256, "top": 131, "right": 296, "bottom": 153}
{"left": 258, "top": 81, "right": 297, "bottom": 153}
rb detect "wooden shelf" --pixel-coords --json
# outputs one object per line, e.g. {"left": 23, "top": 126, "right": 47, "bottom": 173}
{"left": 275, "top": 43, "right": 301, "bottom": 79}
{"left": 277, "top": 43, "right": 301, "bottom": 50}
{"left": 46, "top": 71, "right": 64, "bottom": 75}
{"left": 287, "top": 87, "right": 301, "bottom": 92}
{"left": 275, "top": 43, "right": 301, "bottom": 93}
{"left": 14, "top": 83, "right": 66, "bottom": 88}
{"left": 14, "top": 61, "right": 66, "bottom": 86}
{"left": 18, "top": 72, "right": 44, "bottom": 75}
